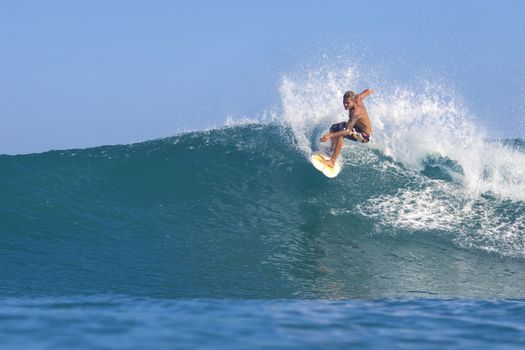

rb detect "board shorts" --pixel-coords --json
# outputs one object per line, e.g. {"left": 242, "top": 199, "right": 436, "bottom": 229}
{"left": 330, "top": 121, "right": 371, "bottom": 143}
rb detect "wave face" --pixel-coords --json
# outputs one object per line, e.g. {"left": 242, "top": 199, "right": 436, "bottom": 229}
{"left": 1, "top": 123, "right": 525, "bottom": 299}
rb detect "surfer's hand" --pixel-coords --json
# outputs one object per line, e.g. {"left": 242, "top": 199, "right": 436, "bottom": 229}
{"left": 320, "top": 134, "right": 330, "bottom": 142}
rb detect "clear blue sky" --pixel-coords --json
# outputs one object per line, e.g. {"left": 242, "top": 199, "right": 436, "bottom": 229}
{"left": 1, "top": 0, "right": 524, "bottom": 154}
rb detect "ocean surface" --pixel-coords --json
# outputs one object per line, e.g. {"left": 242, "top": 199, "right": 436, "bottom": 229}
{"left": 1, "top": 122, "right": 525, "bottom": 349}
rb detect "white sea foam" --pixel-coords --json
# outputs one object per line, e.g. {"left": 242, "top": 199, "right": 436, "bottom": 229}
{"left": 369, "top": 88, "right": 525, "bottom": 201}
{"left": 279, "top": 65, "right": 362, "bottom": 156}
{"left": 279, "top": 63, "right": 525, "bottom": 257}
{"left": 278, "top": 64, "right": 525, "bottom": 202}
{"left": 356, "top": 182, "right": 525, "bottom": 258}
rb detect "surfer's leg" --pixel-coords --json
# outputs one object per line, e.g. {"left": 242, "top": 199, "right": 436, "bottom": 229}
{"left": 320, "top": 135, "right": 343, "bottom": 168}
{"left": 329, "top": 136, "right": 344, "bottom": 163}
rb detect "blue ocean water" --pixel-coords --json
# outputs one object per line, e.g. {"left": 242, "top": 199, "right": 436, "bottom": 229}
{"left": 1, "top": 297, "right": 524, "bottom": 350}
{"left": 1, "top": 125, "right": 525, "bottom": 349}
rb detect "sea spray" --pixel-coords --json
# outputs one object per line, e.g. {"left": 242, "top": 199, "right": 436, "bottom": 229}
{"left": 278, "top": 64, "right": 525, "bottom": 200}
{"left": 277, "top": 64, "right": 525, "bottom": 258}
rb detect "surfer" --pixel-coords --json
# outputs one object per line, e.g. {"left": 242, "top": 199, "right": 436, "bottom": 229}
{"left": 319, "top": 89, "right": 374, "bottom": 168}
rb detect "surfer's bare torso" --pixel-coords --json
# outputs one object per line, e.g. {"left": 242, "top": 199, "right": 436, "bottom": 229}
{"left": 346, "top": 91, "right": 373, "bottom": 134}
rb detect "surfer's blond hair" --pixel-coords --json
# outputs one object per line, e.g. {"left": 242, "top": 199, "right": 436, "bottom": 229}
{"left": 344, "top": 90, "right": 356, "bottom": 100}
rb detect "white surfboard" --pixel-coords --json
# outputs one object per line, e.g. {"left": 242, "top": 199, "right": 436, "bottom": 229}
{"left": 310, "top": 152, "right": 342, "bottom": 178}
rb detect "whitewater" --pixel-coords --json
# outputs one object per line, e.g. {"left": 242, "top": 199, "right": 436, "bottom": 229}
{"left": 279, "top": 64, "right": 525, "bottom": 258}
{"left": 1, "top": 65, "right": 525, "bottom": 349}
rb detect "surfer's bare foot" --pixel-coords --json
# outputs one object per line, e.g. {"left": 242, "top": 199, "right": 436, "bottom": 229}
{"left": 319, "top": 157, "right": 335, "bottom": 168}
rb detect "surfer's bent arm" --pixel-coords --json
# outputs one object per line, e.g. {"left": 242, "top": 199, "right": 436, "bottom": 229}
{"left": 356, "top": 88, "right": 374, "bottom": 100}
{"left": 327, "top": 130, "right": 351, "bottom": 139}
{"left": 321, "top": 130, "right": 347, "bottom": 142}
{"left": 320, "top": 119, "right": 356, "bottom": 141}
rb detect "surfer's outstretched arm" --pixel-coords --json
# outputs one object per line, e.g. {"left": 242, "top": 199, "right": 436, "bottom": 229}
{"left": 356, "top": 88, "right": 375, "bottom": 100}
